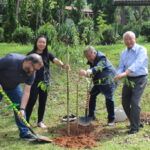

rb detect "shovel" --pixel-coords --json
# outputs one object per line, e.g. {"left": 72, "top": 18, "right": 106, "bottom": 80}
{"left": 0, "top": 87, "right": 52, "bottom": 143}
{"left": 76, "top": 76, "right": 80, "bottom": 133}
{"left": 78, "top": 78, "right": 93, "bottom": 126}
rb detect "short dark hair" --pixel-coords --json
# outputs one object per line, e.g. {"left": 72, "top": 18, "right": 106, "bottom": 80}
{"left": 24, "top": 53, "right": 43, "bottom": 66}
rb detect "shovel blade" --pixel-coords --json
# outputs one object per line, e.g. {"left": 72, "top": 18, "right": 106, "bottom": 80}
{"left": 78, "top": 116, "right": 92, "bottom": 126}
{"left": 32, "top": 135, "right": 53, "bottom": 144}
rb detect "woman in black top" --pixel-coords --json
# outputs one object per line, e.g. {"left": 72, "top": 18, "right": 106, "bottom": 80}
{"left": 26, "top": 35, "right": 69, "bottom": 128}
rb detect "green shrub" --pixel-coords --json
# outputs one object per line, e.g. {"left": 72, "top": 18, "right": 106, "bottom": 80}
{"left": 95, "top": 12, "right": 110, "bottom": 44}
{"left": 118, "top": 24, "right": 141, "bottom": 38}
{"left": 101, "top": 26, "right": 116, "bottom": 45}
{"left": 78, "top": 18, "right": 95, "bottom": 45}
{"left": 3, "top": 9, "right": 17, "bottom": 42}
{"left": 37, "top": 23, "right": 57, "bottom": 45}
{"left": 0, "top": 27, "right": 4, "bottom": 42}
{"left": 141, "top": 21, "right": 150, "bottom": 42}
{"left": 12, "top": 26, "right": 33, "bottom": 44}
{"left": 58, "top": 18, "right": 79, "bottom": 46}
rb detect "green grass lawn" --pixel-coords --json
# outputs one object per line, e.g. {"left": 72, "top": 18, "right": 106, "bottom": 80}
{"left": 0, "top": 42, "right": 150, "bottom": 150}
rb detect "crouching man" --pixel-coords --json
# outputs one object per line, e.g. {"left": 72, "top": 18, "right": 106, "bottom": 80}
{"left": 0, "top": 53, "right": 43, "bottom": 140}
{"left": 79, "top": 46, "right": 116, "bottom": 126}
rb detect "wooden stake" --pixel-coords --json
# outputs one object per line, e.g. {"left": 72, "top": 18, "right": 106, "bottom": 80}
{"left": 76, "top": 77, "right": 79, "bottom": 134}
{"left": 66, "top": 50, "right": 70, "bottom": 136}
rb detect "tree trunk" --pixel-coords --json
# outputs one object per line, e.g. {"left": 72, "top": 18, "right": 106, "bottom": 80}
{"left": 120, "top": 6, "right": 126, "bottom": 25}
{"left": 16, "top": 0, "right": 20, "bottom": 23}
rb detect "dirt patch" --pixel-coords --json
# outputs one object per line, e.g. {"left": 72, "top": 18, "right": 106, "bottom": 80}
{"left": 54, "top": 135, "right": 96, "bottom": 149}
{"left": 51, "top": 122, "right": 117, "bottom": 149}
{"left": 53, "top": 123, "right": 97, "bottom": 149}
{"left": 140, "top": 112, "right": 150, "bottom": 125}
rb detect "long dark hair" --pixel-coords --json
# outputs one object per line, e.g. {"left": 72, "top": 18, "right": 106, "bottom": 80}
{"left": 28, "top": 35, "right": 48, "bottom": 56}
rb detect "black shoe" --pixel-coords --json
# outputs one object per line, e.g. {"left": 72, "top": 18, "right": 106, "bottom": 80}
{"left": 20, "top": 132, "right": 37, "bottom": 141}
{"left": 126, "top": 123, "right": 144, "bottom": 129}
{"left": 128, "top": 129, "right": 139, "bottom": 134}
{"left": 139, "top": 123, "right": 144, "bottom": 128}
{"left": 62, "top": 114, "right": 77, "bottom": 122}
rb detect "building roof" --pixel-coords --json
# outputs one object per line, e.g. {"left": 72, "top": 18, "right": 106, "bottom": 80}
{"left": 65, "top": 6, "right": 93, "bottom": 14}
{"left": 113, "top": 0, "right": 150, "bottom": 6}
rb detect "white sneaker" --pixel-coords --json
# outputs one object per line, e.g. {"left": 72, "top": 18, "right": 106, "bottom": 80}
{"left": 108, "top": 122, "right": 115, "bottom": 126}
{"left": 108, "top": 120, "right": 115, "bottom": 126}
{"left": 37, "top": 122, "right": 47, "bottom": 129}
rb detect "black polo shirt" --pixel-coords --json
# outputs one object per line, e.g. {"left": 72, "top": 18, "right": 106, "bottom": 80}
{"left": 27, "top": 51, "right": 55, "bottom": 84}
{"left": 35, "top": 52, "right": 55, "bottom": 82}
{"left": 0, "top": 53, "right": 35, "bottom": 90}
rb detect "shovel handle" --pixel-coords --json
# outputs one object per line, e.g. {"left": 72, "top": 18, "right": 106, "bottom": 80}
{"left": 0, "top": 88, "right": 38, "bottom": 137}
{"left": 0, "top": 88, "right": 53, "bottom": 143}
{"left": 85, "top": 92, "right": 90, "bottom": 118}
{"left": 85, "top": 79, "right": 92, "bottom": 117}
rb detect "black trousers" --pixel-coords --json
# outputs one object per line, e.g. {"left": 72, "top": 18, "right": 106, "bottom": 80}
{"left": 122, "top": 76, "right": 147, "bottom": 130}
{"left": 89, "top": 83, "right": 116, "bottom": 121}
{"left": 26, "top": 81, "right": 48, "bottom": 123}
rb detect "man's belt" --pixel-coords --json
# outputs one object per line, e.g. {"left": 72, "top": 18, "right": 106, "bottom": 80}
{"left": 128, "top": 75, "right": 147, "bottom": 79}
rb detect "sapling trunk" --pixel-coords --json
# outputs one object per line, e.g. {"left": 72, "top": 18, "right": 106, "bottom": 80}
{"left": 76, "top": 77, "right": 79, "bottom": 134}
{"left": 66, "top": 49, "right": 70, "bottom": 136}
